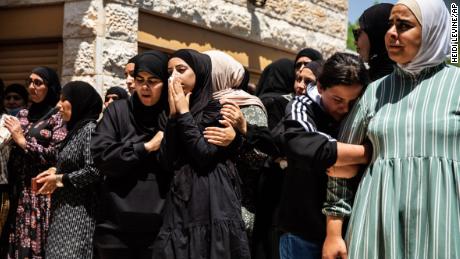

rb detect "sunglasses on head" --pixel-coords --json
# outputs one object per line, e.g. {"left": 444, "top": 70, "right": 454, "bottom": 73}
{"left": 5, "top": 94, "right": 22, "bottom": 101}
{"left": 295, "top": 61, "right": 310, "bottom": 70}
{"left": 352, "top": 28, "right": 363, "bottom": 41}
{"left": 26, "top": 78, "right": 44, "bottom": 87}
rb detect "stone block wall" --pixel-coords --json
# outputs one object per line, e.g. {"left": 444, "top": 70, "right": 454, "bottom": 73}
{"left": 2, "top": 0, "right": 348, "bottom": 93}
{"left": 60, "top": 0, "right": 138, "bottom": 94}
{"left": 134, "top": 0, "right": 348, "bottom": 56}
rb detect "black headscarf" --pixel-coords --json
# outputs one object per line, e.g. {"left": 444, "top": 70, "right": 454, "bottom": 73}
{"left": 303, "top": 60, "right": 324, "bottom": 79}
{"left": 295, "top": 48, "right": 323, "bottom": 63}
{"left": 171, "top": 49, "right": 213, "bottom": 118}
{"left": 28, "top": 66, "right": 61, "bottom": 122}
{"left": 61, "top": 81, "right": 102, "bottom": 131}
{"left": 105, "top": 86, "right": 129, "bottom": 100}
{"left": 131, "top": 50, "right": 169, "bottom": 134}
{"left": 255, "top": 58, "right": 296, "bottom": 97}
{"left": 359, "top": 3, "right": 395, "bottom": 80}
{"left": 5, "top": 83, "right": 29, "bottom": 103}
{"left": 128, "top": 54, "right": 138, "bottom": 65}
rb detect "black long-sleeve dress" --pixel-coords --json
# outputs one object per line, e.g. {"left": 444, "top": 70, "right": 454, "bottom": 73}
{"left": 91, "top": 98, "right": 170, "bottom": 246}
{"left": 153, "top": 101, "right": 251, "bottom": 259}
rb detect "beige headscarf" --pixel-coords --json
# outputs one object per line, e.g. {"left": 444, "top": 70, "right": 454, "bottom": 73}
{"left": 204, "top": 50, "right": 266, "bottom": 112}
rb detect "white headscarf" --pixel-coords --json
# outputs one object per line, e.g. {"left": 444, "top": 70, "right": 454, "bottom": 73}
{"left": 396, "top": 0, "right": 450, "bottom": 74}
{"left": 204, "top": 50, "right": 266, "bottom": 111}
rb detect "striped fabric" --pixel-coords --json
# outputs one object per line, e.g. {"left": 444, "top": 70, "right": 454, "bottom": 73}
{"left": 325, "top": 63, "right": 460, "bottom": 258}
{"left": 291, "top": 94, "right": 336, "bottom": 141}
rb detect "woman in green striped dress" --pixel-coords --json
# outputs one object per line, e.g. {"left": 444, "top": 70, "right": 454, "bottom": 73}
{"left": 322, "top": 0, "right": 460, "bottom": 258}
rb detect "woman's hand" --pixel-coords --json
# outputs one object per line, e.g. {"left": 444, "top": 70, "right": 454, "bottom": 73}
{"left": 168, "top": 78, "right": 177, "bottom": 118}
{"left": 322, "top": 234, "right": 348, "bottom": 259}
{"left": 4, "top": 116, "right": 26, "bottom": 149}
{"left": 169, "top": 77, "right": 191, "bottom": 115}
{"left": 144, "top": 131, "right": 164, "bottom": 152}
{"left": 327, "top": 165, "right": 359, "bottom": 179}
{"left": 323, "top": 216, "right": 348, "bottom": 259}
{"left": 220, "top": 100, "right": 247, "bottom": 135}
{"left": 35, "top": 167, "right": 58, "bottom": 195}
{"left": 203, "top": 120, "right": 236, "bottom": 147}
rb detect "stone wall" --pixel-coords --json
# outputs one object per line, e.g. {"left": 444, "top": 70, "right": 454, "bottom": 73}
{"left": 60, "top": 0, "right": 138, "bottom": 94}
{"left": 133, "top": 0, "right": 348, "bottom": 56}
{"left": 2, "top": 0, "right": 348, "bottom": 93}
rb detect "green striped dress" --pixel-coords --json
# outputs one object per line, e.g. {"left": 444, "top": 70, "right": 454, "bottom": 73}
{"left": 336, "top": 63, "right": 460, "bottom": 258}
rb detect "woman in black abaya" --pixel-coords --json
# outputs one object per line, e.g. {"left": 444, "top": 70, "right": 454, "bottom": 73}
{"left": 91, "top": 51, "right": 170, "bottom": 259}
{"left": 153, "top": 49, "right": 250, "bottom": 259}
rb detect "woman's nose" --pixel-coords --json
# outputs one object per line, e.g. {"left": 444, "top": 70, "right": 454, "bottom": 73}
{"left": 387, "top": 25, "right": 398, "bottom": 38}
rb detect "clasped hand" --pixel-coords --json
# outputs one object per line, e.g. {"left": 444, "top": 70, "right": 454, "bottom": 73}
{"left": 35, "top": 167, "right": 58, "bottom": 195}
{"left": 203, "top": 100, "right": 244, "bottom": 147}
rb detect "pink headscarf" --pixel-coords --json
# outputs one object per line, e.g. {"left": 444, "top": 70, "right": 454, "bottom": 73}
{"left": 204, "top": 50, "right": 266, "bottom": 112}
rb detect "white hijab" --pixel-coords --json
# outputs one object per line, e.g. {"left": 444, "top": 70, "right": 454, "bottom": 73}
{"left": 396, "top": 0, "right": 450, "bottom": 74}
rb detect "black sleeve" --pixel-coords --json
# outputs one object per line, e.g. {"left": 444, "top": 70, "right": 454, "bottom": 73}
{"left": 63, "top": 124, "right": 102, "bottom": 188}
{"left": 175, "top": 112, "right": 242, "bottom": 169}
{"left": 90, "top": 104, "right": 151, "bottom": 178}
{"left": 262, "top": 96, "right": 289, "bottom": 130}
{"left": 157, "top": 111, "right": 168, "bottom": 132}
{"left": 158, "top": 118, "right": 179, "bottom": 172}
{"left": 283, "top": 113, "right": 338, "bottom": 172}
{"left": 245, "top": 124, "right": 281, "bottom": 158}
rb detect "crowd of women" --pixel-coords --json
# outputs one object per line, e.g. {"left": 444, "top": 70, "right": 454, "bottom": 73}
{"left": 0, "top": 0, "right": 458, "bottom": 258}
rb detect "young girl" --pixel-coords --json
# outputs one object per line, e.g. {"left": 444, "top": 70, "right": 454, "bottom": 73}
{"left": 153, "top": 49, "right": 250, "bottom": 259}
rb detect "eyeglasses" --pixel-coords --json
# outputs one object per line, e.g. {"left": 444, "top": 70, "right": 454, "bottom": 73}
{"left": 5, "top": 94, "right": 22, "bottom": 101}
{"left": 134, "top": 76, "right": 161, "bottom": 88}
{"left": 352, "top": 28, "right": 363, "bottom": 41}
{"left": 26, "top": 78, "right": 44, "bottom": 87}
{"left": 295, "top": 61, "right": 310, "bottom": 70}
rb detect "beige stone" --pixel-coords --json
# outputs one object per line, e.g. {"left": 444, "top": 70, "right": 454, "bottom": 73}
{"left": 102, "top": 40, "right": 137, "bottom": 77}
{"left": 101, "top": 75, "right": 128, "bottom": 94}
{"left": 321, "top": 0, "right": 348, "bottom": 11}
{"left": 138, "top": 0, "right": 347, "bottom": 55}
{"left": 105, "top": 3, "right": 138, "bottom": 42}
{"left": 206, "top": 2, "right": 252, "bottom": 36}
{"left": 62, "top": 38, "right": 96, "bottom": 77}
{"left": 4, "top": 0, "right": 349, "bottom": 91}
{"left": 63, "top": 0, "right": 103, "bottom": 38}
{"left": 264, "top": 0, "right": 289, "bottom": 15}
